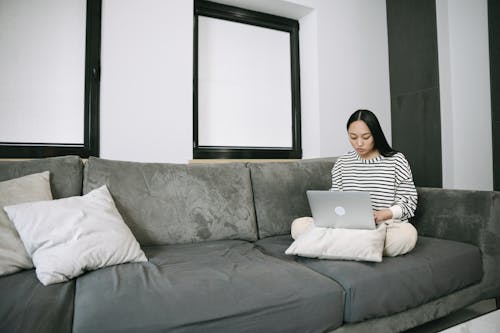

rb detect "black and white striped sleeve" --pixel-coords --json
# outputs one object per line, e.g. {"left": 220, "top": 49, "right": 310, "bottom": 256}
{"left": 393, "top": 154, "right": 418, "bottom": 220}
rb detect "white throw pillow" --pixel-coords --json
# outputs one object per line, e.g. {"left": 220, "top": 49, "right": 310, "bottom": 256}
{"left": 285, "top": 224, "right": 387, "bottom": 262}
{"left": 0, "top": 171, "right": 53, "bottom": 276}
{"left": 4, "top": 185, "right": 147, "bottom": 285}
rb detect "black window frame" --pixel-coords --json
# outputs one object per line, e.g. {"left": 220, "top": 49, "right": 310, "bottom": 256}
{"left": 193, "top": 0, "right": 302, "bottom": 159}
{"left": 0, "top": 0, "right": 101, "bottom": 158}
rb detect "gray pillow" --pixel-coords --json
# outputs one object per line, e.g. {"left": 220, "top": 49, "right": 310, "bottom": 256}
{"left": 83, "top": 157, "right": 258, "bottom": 246}
{"left": 0, "top": 171, "right": 53, "bottom": 276}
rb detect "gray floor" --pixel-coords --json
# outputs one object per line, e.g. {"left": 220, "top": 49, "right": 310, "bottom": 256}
{"left": 404, "top": 299, "right": 498, "bottom": 333}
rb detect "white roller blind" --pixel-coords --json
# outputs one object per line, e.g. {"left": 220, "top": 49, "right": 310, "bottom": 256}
{"left": 0, "top": 0, "right": 86, "bottom": 144}
{"left": 197, "top": 16, "right": 292, "bottom": 148}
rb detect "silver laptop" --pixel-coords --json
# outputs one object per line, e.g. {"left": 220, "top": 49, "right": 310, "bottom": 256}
{"left": 306, "top": 190, "right": 376, "bottom": 230}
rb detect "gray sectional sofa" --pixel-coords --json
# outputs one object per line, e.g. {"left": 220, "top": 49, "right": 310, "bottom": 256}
{"left": 1, "top": 155, "right": 499, "bottom": 333}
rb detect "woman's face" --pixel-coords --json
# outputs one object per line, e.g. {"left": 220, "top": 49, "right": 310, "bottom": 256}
{"left": 348, "top": 120, "right": 378, "bottom": 159}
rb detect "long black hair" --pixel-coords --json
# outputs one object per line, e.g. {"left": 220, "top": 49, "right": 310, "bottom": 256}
{"left": 347, "top": 109, "right": 397, "bottom": 157}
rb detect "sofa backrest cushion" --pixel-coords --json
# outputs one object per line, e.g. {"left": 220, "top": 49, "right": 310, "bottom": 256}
{"left": 249, "top": 158, "right": 336, "bottom": 239}
{"left": 83, "top": 157, "right": 258, "bottom": 246}
{"left": 0, "top": 155, "right": 83, "bottom": 199}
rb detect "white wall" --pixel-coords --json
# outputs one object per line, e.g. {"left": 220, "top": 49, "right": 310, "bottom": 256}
{"left": 298, "top": 8, "right": 321, "bottom": 158}
{"left": 2, "top": 0, "right": 492, "bottom": 189}
{"left": 437, "top": 0, "right": 493, "bottom": 190}
{"left": 282, "top": 0, "right": 391, "bottom": 158}
{"left": 313, "top": 0, "right": 391, "bottom": 157}
{"left": 99, "top": 0, "right": 390, "bottom": 162}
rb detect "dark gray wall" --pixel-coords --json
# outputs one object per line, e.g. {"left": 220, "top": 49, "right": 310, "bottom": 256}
{"left": 386, "top": 0, "right": 442, "bottom": 188}
{"left": 489, "top": 0, "right": 500, "bottom": 191}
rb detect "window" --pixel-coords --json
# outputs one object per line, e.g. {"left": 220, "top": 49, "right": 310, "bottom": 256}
{"left": 0, "top": 0, "right": 101, "bottom": 158}
{"left": 194, "top": 0, "right": 301, "bottom": 159}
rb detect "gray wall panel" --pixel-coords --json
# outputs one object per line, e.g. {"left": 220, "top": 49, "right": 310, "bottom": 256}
{"left": 387, "top": 0, "right": 442, "bottom": 187}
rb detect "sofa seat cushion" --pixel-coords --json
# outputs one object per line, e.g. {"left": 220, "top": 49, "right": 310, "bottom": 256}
{"left": 73, "top": 240, "right": 344, "bottom": 333}
{"left": 0, "top": 270, "right": 75, "bottom": 333}
{"left": 84, "top": 157, "right": 258, "bottom": 245}
{"left": 256, "top": 235, "right": 483, "bottom": 323}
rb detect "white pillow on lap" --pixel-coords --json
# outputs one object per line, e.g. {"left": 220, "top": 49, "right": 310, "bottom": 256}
{"left": 4, "top": 185, "right": 147, "bottom": 285}
{"left": 0, "top": 171, "right": 52, "bottom": 276}
{"left": 285, "top": 224, "right": 387, "bottom": 262}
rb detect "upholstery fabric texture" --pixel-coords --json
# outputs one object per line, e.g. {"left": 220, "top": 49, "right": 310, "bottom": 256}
{"left": 413, "top": 187, "right": 500, "bottom": 301}
{"left": 330, "top": 283, "right": 484, "bottom": 333}
{"left": 257, "top": 235, "right": 482, "bottom": 323}
{"left": 4, "top": 185, "right": 147, "bottom": 286}
{"left": 83, "top": 157, "right": 258, "bottom": 245}
{"left": 73, "top": 240, "right": 344, "bottom": 333}
{"left": 0, "top": 171, "right": 52, "bottom": 276}
{"left": 248, "top": 157, "right": 336, "bottom": 239}
{"left": 0, "top": 269, "right": 74, "bottom": 333}
{"left": 0, "top": 157, "right": 497, "bottom": 333}
{"left": 0, "top": 155, "right": 83, "bottom": 199}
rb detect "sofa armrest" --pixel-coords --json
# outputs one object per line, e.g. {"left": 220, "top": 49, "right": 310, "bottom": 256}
{"left": 412, "top": 187, "right": 500, "bottom": 300}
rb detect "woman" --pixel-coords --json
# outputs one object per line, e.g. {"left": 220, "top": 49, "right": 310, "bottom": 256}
{"left": 292, "top": 109, "right": 418, "bottom": 257}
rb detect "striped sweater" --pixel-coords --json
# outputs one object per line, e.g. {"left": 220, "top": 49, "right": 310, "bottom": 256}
{"left": 331, "top": 151, "right": 418, "bottom": 222}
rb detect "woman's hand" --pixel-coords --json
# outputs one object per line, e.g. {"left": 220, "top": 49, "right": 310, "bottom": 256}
{"left": 374, "top": 209, "right": 393, "bottom": 224}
